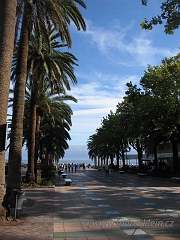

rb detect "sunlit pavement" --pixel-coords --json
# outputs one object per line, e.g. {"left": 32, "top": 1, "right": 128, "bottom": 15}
{"left": 54, "top": 169, "right": 180, "bottom": 240}
{"left": 1, "top": 168, "right": 180, "bottom": 240}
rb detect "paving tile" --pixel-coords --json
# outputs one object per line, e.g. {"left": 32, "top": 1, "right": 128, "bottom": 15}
{"left": 2, "top": 169, "right": 180, "bottom": 240}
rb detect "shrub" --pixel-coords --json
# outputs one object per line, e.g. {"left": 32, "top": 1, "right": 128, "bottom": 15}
{"left": 41, "top": 164, "right": 56, "bottom": 184}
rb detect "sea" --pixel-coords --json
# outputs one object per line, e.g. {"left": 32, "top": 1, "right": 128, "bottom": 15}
{"left": 7, "top": 145, "right": 141, "bottom": 166}
{"left": 21, "top": 155, "right": 139, "bottom": 167}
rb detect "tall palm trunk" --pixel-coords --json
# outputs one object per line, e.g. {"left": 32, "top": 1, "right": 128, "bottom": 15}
{"left": 34, "top": 114, "right": 41, "bottom": 181}
{"left": 27, "top": 80, "right": 37, "bottom": 182}
{"left": 0, "top": 0, "right": 17, "bottom": 218}
{"left": 7, "top": 0, "right": 32, "bottom": 193}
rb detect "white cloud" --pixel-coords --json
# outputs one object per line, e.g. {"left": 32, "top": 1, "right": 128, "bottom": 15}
{"left": 67, "top": 15, "right": 180, "bottom": 148}
{"left": 65, "top": 70, "right": 142, "bottom": 145}
{"left": 79, "top": 20, "right": 179, "bottom": 67}
{"left": 74, "top": 107, "right": 114, "bottom": 116}
{"left": 71, "top": 72, "right": 138, "bottom": 96}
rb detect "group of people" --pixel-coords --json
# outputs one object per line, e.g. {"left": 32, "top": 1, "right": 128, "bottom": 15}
{"left": 57, "top": 163, "right": 77, "bottom": 172}
{"left": 57, "top": 162, "right": 86, "bottom": 173}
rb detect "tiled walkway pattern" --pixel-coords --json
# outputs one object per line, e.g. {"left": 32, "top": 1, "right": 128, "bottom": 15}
{"left": 54, "top": 169, "right": 180, "bottom": 240}
{"left": 0, "top": 169, "right": 180, "bottom": 240}
{"left": 0, "top": 188, "right": 54, "bottom": 240}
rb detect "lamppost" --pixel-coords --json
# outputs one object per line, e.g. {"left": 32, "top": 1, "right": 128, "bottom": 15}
{"left": 170, "top": 158, "right": 173, "bottom": 173}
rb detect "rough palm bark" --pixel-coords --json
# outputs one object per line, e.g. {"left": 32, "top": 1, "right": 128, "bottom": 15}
{"left": 7, "top": 0, "right": 33, "bottom": 193}
{"left": 0, "top": 0, "right": 17, "bottom": 218}
{"left": 27, "top": 82, "right": 37, "bottom": 182}
{"left": 8, "top": 0, "right": 86, "bottom": 189}
{"left": 34, "top": 114, "right": 41, "bottom": 180}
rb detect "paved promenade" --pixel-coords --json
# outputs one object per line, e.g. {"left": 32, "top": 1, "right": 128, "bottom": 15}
{"left": 0, "top": 168, "right": 180, "bottom": 239}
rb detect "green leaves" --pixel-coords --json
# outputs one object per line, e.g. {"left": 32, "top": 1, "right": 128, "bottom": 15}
{"left": 141, "top": 0, "right": 180, "bottom": 34}
{"left": 141, "top": 0, "right": 148, "bottom": 6}
{"left": 88, "top": 53, "right": 180, "bottom": 168}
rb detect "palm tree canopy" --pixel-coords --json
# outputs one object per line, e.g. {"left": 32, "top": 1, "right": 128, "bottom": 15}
{"left": 15, "top": 0, "right": 86, "bottom": 48}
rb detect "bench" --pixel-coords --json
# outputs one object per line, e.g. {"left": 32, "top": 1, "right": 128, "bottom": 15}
{"left": 58, "top": 170, "right": 64, "bottom": 179}
{"left": 119, "top": 171, "right": 125, "bottom": 174}
{"left": 61, "top": 173, "right": 67, "bottom": 178}
{"left": 138, "top": 173, "right": 147, "bottom": 177}
{"left": 65, "top": 179, "right": 72, "bottom": 186}
{"left": 58, "top": 170, "right": 64, "bottom": 175}
{"left": 171, "top": 177, "right": 180, "bottom": 182}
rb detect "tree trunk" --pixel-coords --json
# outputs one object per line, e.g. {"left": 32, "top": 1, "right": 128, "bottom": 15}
{"left": 136, "top": 138, "right": 143, "bottom": 172}
{"left": 110, "top": 155, "right": 113, "bottom": 166}
{"left": 98, "top": 156, "right": 100, "bottom": 166}
{"left": 121, "top": 149, "right": 126, "bottom": 168}
{"left": 170, "top": 137, "right": 179, "bottom": 174}
{"left": 34, "top": 114, "right": 41, "bottom": 181}
{"left": 116, "top": 149, "right": 120, "bottom": 169}
{"left": 153, "top": 147, "right": 158, "bottom": 171}
{"left": 120, "top": 142, "right": 125, "bottom": 168}
{"left": 0, "top": 0, "right": 17, "bottom": 218}
{"left": 7, "top": 0, "right": 32, "bottom": 193}
{"left": 27, "top": 81, "right": 37, "bottom": 182}
{"left": 94, "top": 156, "right": 97, "bottom": 166}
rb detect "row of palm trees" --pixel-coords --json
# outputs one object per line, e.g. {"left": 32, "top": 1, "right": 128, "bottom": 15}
{"left": 0, "top": 0, "right": 86, "bottom": 219}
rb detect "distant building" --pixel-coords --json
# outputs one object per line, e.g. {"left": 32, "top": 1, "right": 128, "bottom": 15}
{"left": 142, "top": 142, "right": 180, "bottom": 170}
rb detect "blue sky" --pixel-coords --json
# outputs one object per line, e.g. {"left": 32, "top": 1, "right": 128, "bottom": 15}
{"left": 60, "top": 0, "right": 180, "bottom": 162}
{"left": 18, "top": 1, "right": 180, "bottom": 163}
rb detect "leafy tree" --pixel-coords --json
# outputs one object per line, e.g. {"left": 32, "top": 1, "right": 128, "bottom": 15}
{"left": 118, "top": 83, "right": 145, "bottom": 172}
{"left": 87, "top": 111, "right": 130, "bottom": 169}
{"left": 140, "top": 54, "right": 180, "bottom": 173}
{"left": 101, "top": 112, "right": 129, "bottom": 169}
{"left": 119, "top": 54, "right": 180, "bottom": 173}
{"left": 141, "top": 0, "right": 180, "bottom": 34}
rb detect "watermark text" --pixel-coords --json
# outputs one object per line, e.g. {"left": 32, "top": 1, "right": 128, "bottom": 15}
{"left": 81, "top": 219, "right": 174, "bottom": 228}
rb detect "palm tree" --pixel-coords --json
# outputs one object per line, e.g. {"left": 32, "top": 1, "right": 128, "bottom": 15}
{"left": 26, "top": 26, "right": 79, "bottom": 182}
{"left": 37, "top": 87, "right": 77, "bottom": 164}
{"left": 7, "top": 0, "right": 86, "bottom": 192}
{"left": 0, "top": 1, "right": 17, "bottom": 218}
{"left": 24, "top": 80, "right": 77, "bottom": 181}
{"left": 87, "top": 134, "right": 100, "bottom": 166}
{"left": 7, "top": 0, "right": 33, "bottom": 194}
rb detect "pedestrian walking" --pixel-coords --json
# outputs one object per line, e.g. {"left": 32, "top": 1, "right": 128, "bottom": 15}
{"left": 68, "top": 163, "right": 70, "bottom": 172}
{"left": 71, "top": 163, "right": 74, "bottom": 172}
{"left": 105, "top": 164, "right": 109, "bottom": 176}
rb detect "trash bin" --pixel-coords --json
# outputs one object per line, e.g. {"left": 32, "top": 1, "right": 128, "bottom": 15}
{"left": 12, "top": 189, "right": 26, "bottom": 220}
